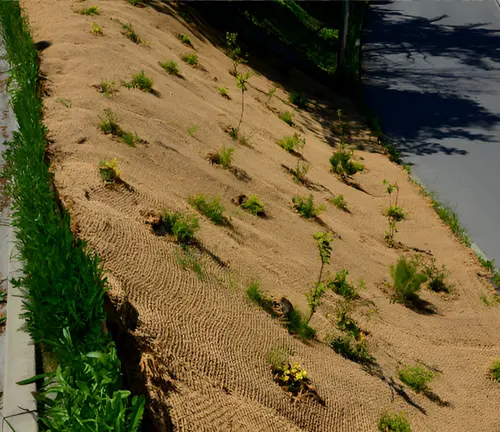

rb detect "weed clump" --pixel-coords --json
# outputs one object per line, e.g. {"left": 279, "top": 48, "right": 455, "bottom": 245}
{"left": 390, "top": 257, "right": 427, "bottom": 304}
{"left": 423, "top": 258, "right": 451, "bottom": 293}
{"left": 208, "top": 145, "right": 234, "bottom": 168}
{"left": 177, "top": 33, "right": 193, "bottom": 47}
{"left": 240, "top": 194, "right": 265, "bottom": 216}
{"left": 187, "top": 125, "right": 199, "bottom": 137}
{"left": 159, "top": 60, "right": 181, "bottom": 77}
{"left": 246, "top": 281, "right": 275, "bottom": 315}
{"left": 271, "top": 361, "right": 319, "bottom": 403}
{"left": 97, "top": 80, "right": 116, "bottom": 97}
{"left": 327, "top": 270, "right": 363, "bottom": 301}
{"left": 79, "top": 6, "right": 99, "bottom": 15}
{"left": 292, "top": 194, "right": 325, "bottom": 219}
{"left": 331, "top": 333, "right": 375, "bottom": 364}
{"left": 99, "top": 159, "right": 121, "bottom": 184}
{"left": 383, "top": 180, "right": 405, "bottom": 246}
{"left": 218, "top": 87, "right": 229, "bottom": 98}
{"left": 121, "top": 22, "right": 141, "bottom": 44}
{"left": 266, "top": 86, "right": 277, "bottom": 105}
{"left": 175, "top": 247, "right": 204, "bottom": 280}
{"left": 279, "top": 111, "right": 294, "bottom": 126}
{"left": 278, "top": 133, "right": 305, "bottom": 154}
{"left": 378, "top": 411, "right": 411, "bottom": 432}
{"left": 90, "top": 22, "right": 103, "bottom": 36}
{"left": 399, "top": 364, "right": 435, "bottom": 393}
{"left": 125, "top": 70, "right": 154, "bottom": 93}
{"left": 330, "top": 194, "right": 348, "bottom": 211}
{"left": 162, "top": 209, "right": 199, "bottom": 244}
{"left": 182, "top": 52, "right": 198, "bottom": 66}
{"left": 329, "top": 145, "right": 364, "bottom": 179}
{"left": 286, "top": 308, "right": 316, "bottom": 340}
{"left": 189, "top": 194, "right": 226, "bottom": 225}
{"left": 98, "top": 109, "right": 141, "bottom": 146}
{"left": 289, "top": 160, "right": 310, "bottom": 184}
{"left": 289, "top": 91, "right": 308, "bottom": 109}
{"left": 490, "top": 360, "right": 500, "bottom": 382}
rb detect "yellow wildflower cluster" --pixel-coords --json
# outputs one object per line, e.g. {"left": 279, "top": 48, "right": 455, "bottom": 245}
{"left": 280, "top": 362, "right": 308, "bottom": 383}
{"left": 99, "top": 158, "right": 121, "bottom": 184}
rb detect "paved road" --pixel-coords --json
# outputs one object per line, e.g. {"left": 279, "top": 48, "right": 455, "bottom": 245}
{"left": 362, "top": 0, "right": 500, "bottom": 263}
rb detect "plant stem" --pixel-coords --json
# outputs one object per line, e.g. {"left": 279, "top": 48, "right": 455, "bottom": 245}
{"left": 237, "top": 88, "right": 244, "bottom": 133}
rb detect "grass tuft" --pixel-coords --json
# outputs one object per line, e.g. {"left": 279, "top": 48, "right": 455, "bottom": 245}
{"left": 177, "top": 33, "right": 193, "bottom": 47}
{"left": 289, "top": 91, "right": 308, "bottom": 109}
{"left": 327, "top": 270, "right": 362, "bottom": 301}
{"left": 159, "top": 60, "right": 181, "bottom": 77}
{"left": 330, "top": 146, "right": 364, "bottom": 179}
{"left": 79, "top": 6, "right": 99, "bottom": 15}
{"left": 125, "top": 70, "right": 154, "bottom": 93}
{"left": 279, "top": 111, "right": 294, "bottom": 126}
{"left": 99, "top": 108, "right": 121, "bottom": 136}
{"left": 121, "top": 22, "right": 141, "bottom": 44}
{"left": 490, "top": 359, "right": 500, "bottom": 382}
{"left": 182, "top": 52, "right": 198, "bottom": 66}
{"left": 163, "top": 209, "right": 199, "bottom": 244}
{"left": 98, "top": 79, "right": 117, "bottom": 97}
{"left": 278, "top": 133, "right": 305, "bottom": 154}
{"left": 90, "top": 22, "right": 103, "bottom": 36}
{"left": 330, "top": 194, "right": 348, "bottom": 211}
{"left": 209, "top": 145, "right": 234, "bottom": 168}
{"left": 377, "top": 411, "right": 411, "bottom": 432}
{"left": 189, "top": 194, "right": 226, "bottom": 225}
{"left": 390, "top": 257, "right": 427, "bottom": 304}
{"left": 246, "top": 281, "right": 275, "bottom": 315}
{"left": 240, "top": 194, "right": 265, "bottom": 216}
{"left": 398, "top": 364, "right": 435, "bottom": 393}
{"left": 292, "top": 194, "right": 325, "bottom": 219}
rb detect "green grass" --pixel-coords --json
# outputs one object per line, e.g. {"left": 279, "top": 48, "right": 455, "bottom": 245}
{"left": 390, "top": 257, "right": 428, "bottom": 304}
{"left": 378, "top": 411, "right": 411, "bottom": 432}
{"left": 125, "top": 70, "right": 154, "bottom": 93}
{"left": 78, "top": 6, "right": 99, "bottom": 15}
{"left": 187, "top": 125, "right": 199, "bottom": 137}
{"left": 189, "top": 194, "right": 226, "bottom": 225}
{"left": 159, "top": 60, "right": 181, "bottom": 76}
{"left": 423, "top": 259, "right": 451, "bottom": 293}
{"left": 98, "top": 109, "right": 140, "bottom": 146}
{"left": 267, "top": 346, "right": 290, "bottom": 370}
{"left": 330, "top": 194, "right": 348, "bottom": 211}
{"left": 182, "top": 52, "right": 198, "bottom": 66}
{"left": 399, "top": 364, "right": 435, "bottom": 393}
{"left": 292, "top": 194, "right": 325, "bottom": 219}
{"left": 289, "top": 91, "right": 308, "bottom": 109}
{"left": 121, "top": 22, "right": 141, "bottom": 44}
{"left": 209, "top": 145, "right": 234, "bottom": 168}
{"left": 175, "top": 247, "right": 205, "bottom": 280}
{"left": 55, "top": 98, "right": 72, "bottom": 108}
{"left": 327, "top": 270, "right": 362, "bottom": 301}
{"left": 481, "top": 294, "right": 500, "bottom": 306}
{"left": 241, "top": 194, "right": 265, "bottom": 216}
{"left": 289, "top": 160, "right": 310, "bottom": 184}
{"left": 330, "top": 334, "right": 375, "bottom": 364}
{"left": 0, "top": 2, "right": 144, "bottom": 429}
{"left": 490, "top": 359, "right": 500, "bottom": 382}
{"left": 99, "top": 79, "right": 117, "bottom": 97}
{"left": 246, "top": 281, "right": 275, "bottom": 315}
{"left": 285, "top": 308, "right": 316, "bottom": 340}
{"left": 278, "top": 133, "right": 305, "bottom": 153}
{"left": 329, "top": 147, "right": 364, "bottom": 178}
{"left": 279, "top": 111, "right": 294, "bottom": 126}
{"left": 177, "top": 33, "right": 193, "bottom": 47}
{"left": 163, "top": 209, "right": 199, "bottom": 244}
{"left": 218, "top": 87, "right": 229, "bottom": 98}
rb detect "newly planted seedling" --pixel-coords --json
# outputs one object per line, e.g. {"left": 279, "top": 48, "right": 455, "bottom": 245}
{"left": 177, "top": 33, "right": 193, "bottom": 47}
{"left": 240, "top": 194, "right": 265, "bottom": 216}
{"left": 330, "top": 194, "right": 348, "bottom": 212}
{"left": 327, "top": 270, "right": 363, "bottom": 301}
{"left": 289, "top": 160, "right": 310, "bottom": 184}
{"left": 162, "top": 209, "right": 199, "bottom": 245}
{"left": 121, "top": 22, "right": 141, "bottom": 44}
{"left": 218, "top": 87, "right": 229, "bottom": 99}
{"left": 90, "top": 22, "right": 103, "bottom": 36}
{"left": 235, "top": 71, "right": 251, "bottom": 135}
{"left": 277, "top": 133, "right": 305, "bottom": 154}
{"left": 226, "top": 32, "right": 248, "bottom": 76}
{"left": 159, "top": 60, "right": 181, "bottom": 77}
{"left": 98, "top": 109, "right": 141, "bottom": 146}
{"left": 490, "top": 359, "right": 500, "bottom": 382}
{"left": 189, "top": 194, "right": 226, "bottom": 225}
{"left": 124, "top": 70, "right": 154, "bottom": 93}
{"left": 271, "top": 361, "right": 322, "bottom": 404}
{"left": 97, "top": 80, "right": 117, "bottom": 97}
{"left": 208, "top": 145, "right": 234, "bottom": 168}
{"left": 279, "top": 111, "right": 294, "bottom": 126}
{"left": 383, "top": 180, "right": 406, "bottom": 247}
{"left": 329, "top": 144, "right": 364, "bottom": 180}
{"left": 182, "top": 52, "right": 198, "bottom": 66}
{"left": 399, "top": 364, "right": 435, "bottom": 393}
{"left": 377, "top": 412, "right": 411, "bottom": 432}
{"left": 423, "top": 258, "right": 451, "bottom": 293}
{"left": 79, "top": 6, "right": 99, "bottom": 15}
{"left": 266, "top": 86, "right": 277, "bottom": 106}
{"left": 292, "top": 195, "right": 325, "bottom": 219}
{"left": 99, "top": 158, "right": 121, "bottom": 184}
{"left": 390, "top": 257, "right": 428, "bottom": 305}
{"left": 187, "top": 125, "right": 199, "bottom": 137}
{"left": 289, "top": 91, "right": 308, "bottom": 109}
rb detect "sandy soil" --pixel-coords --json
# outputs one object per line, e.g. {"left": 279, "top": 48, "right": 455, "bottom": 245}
{"left": 21, "top": 0, "right": 500, "bottom": 430}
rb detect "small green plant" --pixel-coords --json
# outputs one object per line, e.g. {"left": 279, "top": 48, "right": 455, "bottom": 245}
{"left": 99, "top": 158, "right": 121, "bottom": 184}
{"left": 378, "top": 411, "right": 411, "bottom": 432}
{"left": 79, "top": 6, "right": 99, "bottom": 15}
{"left": 383, "top": 180, "right": 405, "bottom": 247}
{"left": 241, "top": 194, "right": 265, "bottom": 216}
{"left": 399, "top": 364, "right": 435, "bottom": 393}
{"left": 187, "top": 125, "right": 199, "bottom": 137}
{"left": 218, "top": 87, "right": 229, "bottom": 98}
{"left": 188, "top": 194, "right": 226, "bottom": 225}
{"left": 235, "top": 71, "right": 252, "bottom": 135}
{"left": 423, "top": 258, "right": 451, "bottom": 293}
{"left": 390, "top": 257, "right": 428, "bottom": 304}
{"left": 286, "top": 308, "right": 316, "bottom": 340}
{"left": 177, "top": 33, "right": 193, "bottom": 47}
{"left": 125, "top": 70, "right": 154, "bottom": 93}
{"left": 289, "top": 160, "right": 310, "bottom": 184}
{"left": 98, "top": 80, "right": 117, "bottom": 97}
{"left": 55, "top": 98, "right": 72, "bottom": 108}
{"left": 327, "top": 270, "right": 363, "bottom": 301}
{"left": 306, "top": 231, "right": 333, "bottom": 323}
{"left": 331, "top": 333, "right": 375, "bottom": 364}
{"left": 330, "top": 194, "right": 348, "bottom": 212}
{"left": 292, "top": 194, "right": 325, "bottom": 219}
{"left": 182, "top": 52, "right": 198, "bottom": 66}
{"left": 90, "top": 22, "right": 103, "bottom": 36}
{"left": 429, "top": 195, "right": 470, "bottom": 246}
{"left": 490, "top": 360, "right": 500, "bottom": 382}
{"left": 175, "top": 247, "right": 204, "bottom": 280}
{"left": 266, "top": 86, "right": 277, "bottom": 105}
{"left": 162, "top": 209, "right": 199, "bottom": 244}
{"left": 329, "top": 144, "right": 364, "bottom": 180}
{"left": 246, "top": 281, "right": 275, "bottom": 315}
{"left": 289, "top": 91, "right": 308, "bottom": 109}
{"left": 336, "top": 301, "right": 360, "bottom": 339}
{"left": 481, "top": 294, "right": 500, "bottom": 306}
{"left": 99, "top": 109, "right": 121, "bottom": 136}
{"left": 209, "top": 145, "right": 234, "bottom": 168}
{"left": 121, "top": 23, "right": 141, "bottom": 44}
{"left": 267, "top": 347, "right": 290, "bottom": 371}
{"left": 159, "top": 60, "right": 181, "bottom": 77}
{"left": 277, "top": 133, "right": 305, "bottom": 154}
{"left": 127, "top": 0, "right": 143, "bottom": 6}
{"left": 226, "top": 32, "right": 247, "bottom": 76}
{"left": 279, "top": 111, "right": 294, "bottom": 126}
{"left": 120, "top": 131, "right": 140, "bottom": 147}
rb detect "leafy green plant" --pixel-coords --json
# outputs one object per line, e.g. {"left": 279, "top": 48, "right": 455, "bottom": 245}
{"left": 292, "top": 194, "right": 325, "bottom": 219}
{"left": 78, "top": 6, "right": 99, "bottom": 15}
{"left": 127, "top": 0, "right": 143, "bottom": 6}
{"left": 289, "top": 160, "right": 310, "bottom": 184}
{"left": 335, "top": 301, "right": 360, "bottom": 339}
{"left": 125, "top": 70, "right": 154, "bottom": 93}
{"left": 327, "top": 270, "right": 363, "bottom": 301}
{"left": 271, "top": 361, "right": 314, "bottom": 401}
{"left": 481, "top": 294, "right": 500, "bottom": 306}
{"left": 241, "top": 194, "right": 265, "bottom": 216}
{"left": 285, "top": 308, "right": 316, "bottom": 340}
{"left": 383, "top": 180, "right": 405, "bottom": 247}
{"left": 399, "top": 364, "right": 435, "bottom": 393}
{"left": 121, "top": 22, "right": 141, "bottom": 44}
{"left": 98, "top": 79, "right": 117, "bottom": 97}
{"left": 182, "top": 52, "right": 198, "bottom": 66}
{"left": 90, "top": 22, "right": 103, "bottom": 36}
{"left": 423, "top": 258, "right": 451, "bottom": 293}
{"left": 279, "top": 111, "right": 294, "bottom": 126}
{"left": 235, "top": 71, "right": 252, "bottom": 135}
{"left": 246, "top": 281, "right": 275, "bottom": 315}
{"left": 278, "top": 133, "right": 305, "bottom": 154}
{"left": 177, "top": 33, "right": 193, "bottom": 47}
{"left": 390, "top": 257, "right": 428, "bottom": 304}
{"left": 99, "top": 108, "right": 121, "bottom": 136}
{"left": 159, "top": 60, "right": 181, "bottom": 77}
{"left": 175, "top": 246, "right": 204, "bottom": 280}
{"left": 162, "top": 209, "right": 199, "bottom": 244}
{"left": 189, "top": 194, "right": 226, "bottom": 225}
{"left": 209, "top": 145, "right": 234, "bottom": 168}
{"left": 331, "top": 333, "right": 375, "bottom": 364}
{"left": 330, "top": 194, "right": 348, "bottom": 211}
{"left": 120, "top": 131, "right": 141, "bottom": 147}
{"left": 187, "top": 125, "right": 199, "bottom": 137}
{"left": 329, "top": 144, "right": 364, "bottom": 180}
{"left": 289, "top": 91, "right": 308, "bottom": 109}
{"left": 226, "top": 32, "right": 248, "bottom": 76}
{"left": 378, "top": 411, "right": 411, "bottom": 432}
{"left": 99, "top": 159, "right": 121, "bottom": 184}
{"left": 490, "top": 359, "right": 500, "bottom": 382}
{"left": 218, "top": 87, "right": 229, "bottom": 98}
{"left": 266, "top": 86, "right": 277, "bottom": 105}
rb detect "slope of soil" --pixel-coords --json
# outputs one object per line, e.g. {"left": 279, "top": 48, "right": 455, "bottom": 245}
{"left": 23, "top": 0, "right": 500, "bottom": 430}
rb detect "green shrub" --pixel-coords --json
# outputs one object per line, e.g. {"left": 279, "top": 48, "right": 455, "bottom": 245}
{"left": 162, "top": 209, "right": 199, "bottom": 244}
{"left": 398, "top": 364, "right": 435, "bottom": 393}
{"left": 99, "top": 109, "right": 121, "bottom": 136}
{"left": 209, "top": 145, "right": 234, "bottom": 168}
{"left": 289, "top": 160, "right": 310, "bottom": 184}
{"left": 292, "top": 194, "right": 325, "bottom": 219}
{"left": 125, "top": 70, "right": 153, "bottom": 93}
{"left": 331, "top": 334, "right": 375, "bottom": 364}
{"left": 327, "top": 270, "right": 362, "bottom": 301}
{"left": 182, "top": 52, "right": 198, "bottom": 66}
{"left": 423, "top": 258, "right": 451, "bottom": 293}
{"left": 241, "top": 194, "right": 265, "bottom": 216}
{"left": 246, "top": 281, "right": 275, "bottom": 315}
{"left": 120, "top": 131, "right": 140, "bottom": 147}
{"left": 159, "top": 60, "right": 181, "bottom": 76}
{"left": 177, "top": 33, "right": 192, "bottom": 47}
{"left": 99, "top": 79, "right": 116, "bottom": 97}
{"left": 189, "top": 194, "right": 226, "bottom": 225}
{"left": 289, "top": 91, "right": 308, "bottom": 109}
{"left": 390, "top": 257, "right": 428, "bottom": 304}
{"left": 78, "top": 6, "right": 99, "bottom": 15}
{"left": 121, "top": 22, "right": 141, "bottom": 44}
{"left": 490, "top": 360, "right": 500, "bottom": 382}
{"left": 385, "top": 205, "right": 406, "bottom": 222}
{"left": 329, "top": 146, "right": 364, "bottom": 178}
{"left": 378, "top": 411, "right": 411, "bottom": 432}
{"left": 279, "top": 111, "right": 294, "bottom": 126}
{"left": 278, "top": 133, "right": 305, "bottom": 153}
{"left": 218, "top": 87, "right": 229, "bottom": 98}
{"left": 330, "top": 194, "right": 347, "bottom": 211}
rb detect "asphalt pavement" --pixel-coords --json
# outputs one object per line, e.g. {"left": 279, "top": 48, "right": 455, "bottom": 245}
{"left": 362, "top": 0, "right": 500, "bottom": 263}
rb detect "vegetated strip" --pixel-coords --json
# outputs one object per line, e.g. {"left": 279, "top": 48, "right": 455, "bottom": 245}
{"left": 0, "top": 3, "right": 144, "bottom": 429}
